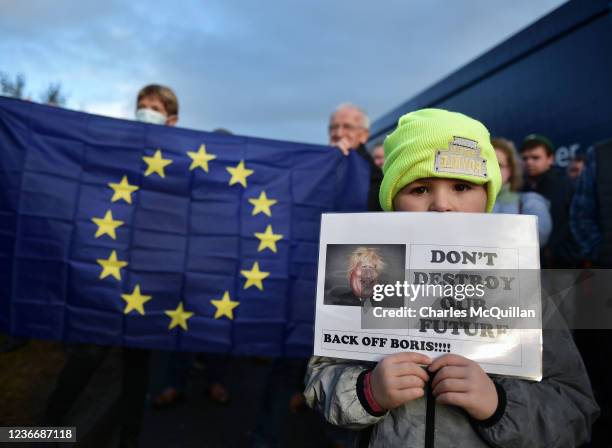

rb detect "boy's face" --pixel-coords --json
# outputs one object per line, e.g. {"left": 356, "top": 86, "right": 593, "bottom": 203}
{"left": 393, "top": 177, "right": 487, "bottom": 213}
{"left": 137, "top": 95, "right": 177, "bottom": 126}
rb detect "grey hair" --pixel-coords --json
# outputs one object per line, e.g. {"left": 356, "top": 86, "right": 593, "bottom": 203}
{"left": 331, "top": 103, "right": 370, "bottom": 130}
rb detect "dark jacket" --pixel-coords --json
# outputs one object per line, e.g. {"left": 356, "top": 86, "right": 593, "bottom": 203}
{"left": 595, "top": 141, "right": 612, "bottom": 266}
{"left": 523, "top": 168, "right": 577, "bottom": 267}
{"left": 356, "top": 144, "right": 383, "bottom": 212}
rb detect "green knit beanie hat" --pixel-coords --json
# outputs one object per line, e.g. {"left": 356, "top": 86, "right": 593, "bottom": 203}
{"left": 379, "top": 108, "right": 501, "bottom": 212}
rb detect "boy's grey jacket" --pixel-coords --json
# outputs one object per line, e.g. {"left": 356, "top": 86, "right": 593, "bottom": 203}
{"left": 304, "top": 329, "right": 598, "bottom": 447}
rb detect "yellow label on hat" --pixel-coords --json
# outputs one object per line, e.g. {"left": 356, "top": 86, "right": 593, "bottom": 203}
{"left": 434, "top": 137, "right": 487, "bottom": 178}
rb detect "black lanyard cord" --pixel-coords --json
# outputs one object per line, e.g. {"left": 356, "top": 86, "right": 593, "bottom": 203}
{"left": 425, "top": 380, "right": 436, "bottom": 448}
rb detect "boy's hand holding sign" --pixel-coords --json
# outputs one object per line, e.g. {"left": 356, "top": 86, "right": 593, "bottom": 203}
{"left": 313, "top": 212, "right": 542, "bottom": 381}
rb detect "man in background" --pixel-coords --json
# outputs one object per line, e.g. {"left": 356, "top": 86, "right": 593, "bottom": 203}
{"left": 249, "top": 104, "right": 380, "bottom": 448}
{"left": 371, "top": 143, "right": 385, "bottom": 169}
{"left": 328, "top": 103, "right": 382, "bottom": 211}
{"left": 520, "top": 134, "right": 576, "bottom": 268}
{"left": 567, "top": 153, "right": 586, "bottom": 183}
{"left": 570, "top": 140, "right": 612, "bottom": 445}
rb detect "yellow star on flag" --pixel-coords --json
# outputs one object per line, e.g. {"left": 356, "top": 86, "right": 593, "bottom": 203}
{"left": 108, "top": 175, "right": 139, "bottom": 204}
{"left": 121, "top": 284, "right": 152, "bottom": 315}
{"left": 210, "top": 291, "right": 240, "bottom": 320}
{"left": 187, "top": 144, "right": 217, "bottom": 172}
{"left": 254, "top": 225, "right": 283, "bottom": 253}
{"left": 97, "top": 250, "right": 128, "bottom": 281}
{"left": 226, "top": 160, "right": 254, "bottom": 187}
{"left": 165, "top": 302, "right": 194, "bottom": 331}
{"left": 248, "top": 191, "right": 278, "bottom": 217}
{"left": 143, "top": 149, "right": 173, "bottom": 178}
{"left": 240, "top": 261, "right": 270, "bottom": 291}
{"left": 92, "top": 210, "right": 124, "bottom": 240}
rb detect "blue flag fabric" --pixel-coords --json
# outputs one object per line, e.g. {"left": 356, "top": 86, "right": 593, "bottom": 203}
{"left": 0, "top": 97, "right": 369, "bottom": 357}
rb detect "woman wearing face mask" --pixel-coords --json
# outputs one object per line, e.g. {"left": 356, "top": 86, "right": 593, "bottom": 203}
{"left": 492, "top": 138, "right": 552, "bottom": 247}
{"left": 134, "top": 84, "right": 193, "bottom": 410}
{"left": 135, "top": 84, "right": 179, "bottom": 126}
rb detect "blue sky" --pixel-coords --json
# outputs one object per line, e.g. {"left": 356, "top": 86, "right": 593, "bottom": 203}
{"left": 1, "top": 0, "right": 565, "bottom": 144}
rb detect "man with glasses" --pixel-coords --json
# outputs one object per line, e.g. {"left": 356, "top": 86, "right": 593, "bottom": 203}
{"left": 329, "top": 103, "right": 382, "bottom": 211}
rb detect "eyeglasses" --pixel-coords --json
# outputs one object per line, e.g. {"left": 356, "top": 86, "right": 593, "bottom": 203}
{"left": 328, "top": 123, "right": 365, "bottom": 133}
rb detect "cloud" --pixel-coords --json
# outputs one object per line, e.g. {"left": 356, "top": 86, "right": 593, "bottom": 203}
{"left": 85, "top": 99, "right": 132, "bottom": 119}
{"left": 0, "top": 0, "right": 565, "bottom": 143}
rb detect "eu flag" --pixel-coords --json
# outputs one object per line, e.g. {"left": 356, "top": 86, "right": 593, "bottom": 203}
{"left": 0, "top": 97, "right": 369, "bottom": 357}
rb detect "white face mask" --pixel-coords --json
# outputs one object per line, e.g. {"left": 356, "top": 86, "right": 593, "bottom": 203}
{"left": 135, "top": 108, "right": 167, "bottom": 125}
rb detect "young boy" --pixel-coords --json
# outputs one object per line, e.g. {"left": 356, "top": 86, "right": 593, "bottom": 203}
{"left": 304, "top": 109, "right": 598, "bottom": 447}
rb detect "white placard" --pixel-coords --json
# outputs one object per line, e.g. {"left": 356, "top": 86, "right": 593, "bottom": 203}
{"left": 313, "top": 212, "right": 542, "bottom": 381}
